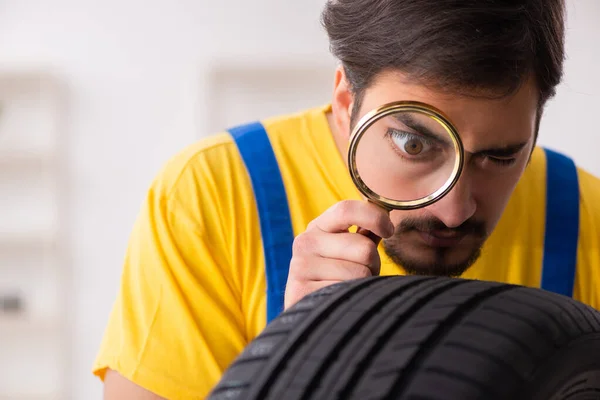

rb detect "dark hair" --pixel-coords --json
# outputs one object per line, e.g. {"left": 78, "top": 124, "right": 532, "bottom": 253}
{"left": 321, "top": 0, "right": 566, "bottom": 116}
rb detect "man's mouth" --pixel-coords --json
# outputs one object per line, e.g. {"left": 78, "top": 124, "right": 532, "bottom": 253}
{"left": 416, "top": 229, "right": 467, "bottom": 248}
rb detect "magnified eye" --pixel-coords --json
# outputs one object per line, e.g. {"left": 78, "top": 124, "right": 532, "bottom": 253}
{"left": 404, "top": 137, "right": 424, "bottom": 155}
{"left": 388, "top": 129, "right": 433, "bottom": 157}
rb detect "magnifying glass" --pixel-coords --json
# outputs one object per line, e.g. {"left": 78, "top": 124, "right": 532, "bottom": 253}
{"left": 347, "top": 101, "right": 465, "bottom": 244}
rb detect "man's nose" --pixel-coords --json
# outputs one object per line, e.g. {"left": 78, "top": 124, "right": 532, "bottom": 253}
{"left": 426, "top": 173, "right": 477, "bottom": 228}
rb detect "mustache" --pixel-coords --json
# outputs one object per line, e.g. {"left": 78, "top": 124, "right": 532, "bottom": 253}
{"left": 397, "top": 216, "right": 487, "bottom": 237}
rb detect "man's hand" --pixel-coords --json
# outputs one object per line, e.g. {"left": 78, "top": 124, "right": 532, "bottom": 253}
{"left": 284, "top": 200, "right": 394, "bottom": 309}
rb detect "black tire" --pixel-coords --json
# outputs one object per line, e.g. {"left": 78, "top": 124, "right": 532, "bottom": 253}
{"left": 208, "top": 276, "right": 600, "bottom": 400}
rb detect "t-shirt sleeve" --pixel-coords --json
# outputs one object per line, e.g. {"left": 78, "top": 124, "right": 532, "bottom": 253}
{"left": 92, "top": 138, "right": 257, "bottom": 399}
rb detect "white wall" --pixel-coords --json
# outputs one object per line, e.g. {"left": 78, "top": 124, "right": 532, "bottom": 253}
{"left": 0, "top": 1, "right": 597, "bottom": 399}
{"left": 540, "top": 0, "right": 600, "bottom": 173}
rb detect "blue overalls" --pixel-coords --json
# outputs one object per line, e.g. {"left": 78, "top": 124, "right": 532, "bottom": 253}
{"left": 228, "top": 121, "right": 580, "bottom": 324}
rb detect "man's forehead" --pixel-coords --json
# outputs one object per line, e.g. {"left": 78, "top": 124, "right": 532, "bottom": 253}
{"left": 440, "top": 92, "right": 537, "bottom": 154}
{"left": 364, "top": 71, "right": 539, "bottom": 151}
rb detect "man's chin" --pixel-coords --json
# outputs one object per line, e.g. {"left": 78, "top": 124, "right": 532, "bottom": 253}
{"left": 382, "top": 241, "right": 483, "bottom": 277}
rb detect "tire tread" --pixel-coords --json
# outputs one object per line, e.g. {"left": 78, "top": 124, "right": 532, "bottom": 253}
{"left": 208, "top": 276, "right": 600, "bottom": 400}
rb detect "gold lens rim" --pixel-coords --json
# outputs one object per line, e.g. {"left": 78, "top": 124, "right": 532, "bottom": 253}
{"left": 347, "top": 100, "right": 464, "bottom": 210}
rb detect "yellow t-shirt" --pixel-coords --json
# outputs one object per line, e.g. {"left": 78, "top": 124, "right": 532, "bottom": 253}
{"left": 92, "top": 104, "right": 600, "bottom": 399}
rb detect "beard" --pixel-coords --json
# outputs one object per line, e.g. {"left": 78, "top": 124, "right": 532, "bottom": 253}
{"left": 382, "top": 215, "right": 488, "bottom": 277}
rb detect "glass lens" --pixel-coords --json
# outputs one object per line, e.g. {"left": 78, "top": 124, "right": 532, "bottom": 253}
{"left": 353, "top": 110, "right": 458, "bottom": 203}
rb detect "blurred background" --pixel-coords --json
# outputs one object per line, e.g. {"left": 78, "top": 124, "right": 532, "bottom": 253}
{"left": 0, "top": 1, "right": 597, "bottom": 399}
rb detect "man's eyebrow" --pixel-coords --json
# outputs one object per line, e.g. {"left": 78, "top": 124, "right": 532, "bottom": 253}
{"left": 392, "top": 113, "right": 529, "bottom": 156}
{"left": 392, "top": 113, "right": 451, "bottom": 144}
{"left": 474, "top": 142, "right": 529, "bottom": 157}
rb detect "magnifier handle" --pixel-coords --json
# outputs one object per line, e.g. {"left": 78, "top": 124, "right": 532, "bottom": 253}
{"left": 356, "top": 226, "right": 382, "bottom": 246}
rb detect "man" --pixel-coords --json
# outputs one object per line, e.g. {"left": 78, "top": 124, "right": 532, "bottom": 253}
{"left": 95, "top": 0, "right": 600, "bottom": 399}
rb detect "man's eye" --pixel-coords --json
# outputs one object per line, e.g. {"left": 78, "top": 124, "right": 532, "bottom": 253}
{"left": 487, "top": 156, "right": 517, "bottom": 166}
{"left": 389, "top": 130, "right": 432, "bottom": 156}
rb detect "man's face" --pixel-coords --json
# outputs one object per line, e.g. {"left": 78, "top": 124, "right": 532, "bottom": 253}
{"left": 333, "top": 69, "right": 539, "bottom": 277}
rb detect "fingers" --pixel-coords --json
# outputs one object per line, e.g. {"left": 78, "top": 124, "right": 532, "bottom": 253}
{"left": 289, "top": 257, "right": 375, "bottom": 282}
{"left": 283, "top": 200, "right": 393, "bottom": 311}
{"left": 308, "top": 200, "right": 394, "bottom": 239}
{"left": 292, "top": 230, "right": 381, "bottom": 274}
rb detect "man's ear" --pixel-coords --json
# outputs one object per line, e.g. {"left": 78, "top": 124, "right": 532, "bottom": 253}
{"left": 331, "top": 65, "right": 354, "bottom": 140}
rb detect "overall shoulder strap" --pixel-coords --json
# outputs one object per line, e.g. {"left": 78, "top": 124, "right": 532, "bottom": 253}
{"left": 540, "top": 147, "right": 580, "bottom": 298}
{"left": 228, "top": 122, "right": 294, "bottom": 323}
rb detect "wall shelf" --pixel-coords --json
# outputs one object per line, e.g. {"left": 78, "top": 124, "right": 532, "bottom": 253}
{"left": 0, "top": 395, "right": 63, "bottom": 400}
{"left": 0, "top": 151, "right": 55, "bottom": 167}
{"left": 0, "top": 234, "right": 56, "bottom": 249}
{"left": 0, "top": 70, "right": 67, "bottom": 399}
{"left": 0, "top": 317, "right": 59, "bottom": 335}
